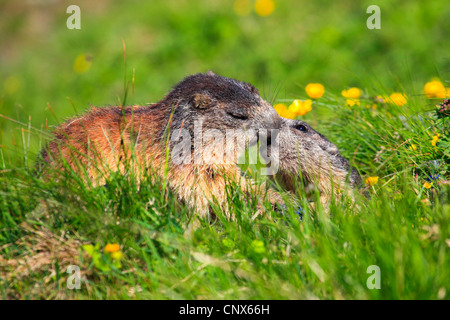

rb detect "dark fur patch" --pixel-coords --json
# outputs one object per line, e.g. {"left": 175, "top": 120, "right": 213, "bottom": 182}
{"left": 163, "top": 72, "right": 261, "bottom": 109}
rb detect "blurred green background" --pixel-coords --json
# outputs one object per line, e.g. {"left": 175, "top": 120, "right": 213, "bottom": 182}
{"left": 0, "top": 0, "right": 449, "bottom": 162}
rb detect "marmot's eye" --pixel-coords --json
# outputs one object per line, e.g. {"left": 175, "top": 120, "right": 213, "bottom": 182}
{"left": 294, "top": 124, "right": 307, "bottom": 132}
{"left": 227, "top": 111, "right": 248, "bottom": 120}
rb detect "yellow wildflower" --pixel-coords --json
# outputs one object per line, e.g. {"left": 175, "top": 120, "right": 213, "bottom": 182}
{"left": 283, "top": 109, "right": 295, "bottom": 119}
{"left": 423, "top": 182, "right": 432, "bottom": 189}
{"left": 431, "top": 134, "right": 440, "bottom": 146}
{"left": 274, "top": 103, "right": 287, "bottom": 116}
{"left": 274, "top": 103, "right": 295, "bottom": 119}
{"left": 233, "top": 0, "right": 252, "bottom": 16}
{"left": 342, "top": 87, "right": 362, "bottom": 99}
{"left": 346, "top": 99, "right": 360, "bottom": 107}
{"left": 389, "top": 93, "right": 407, "bottom": 106}
{"left": 74, "top": 54, "right": 92, "bottom": 74}
{"left": 111, "top": 251, "right": 123, "bottom": 260}
{"left": 305, "top": 83, "right": 325, "bottom": 99}
{"left": 424, "top": 80, "right": 445, "bottom": 99}
{"left": 104, "top": 243, "right": 120, "bottom": 253}
{"left": 255, "top": 0, "right": 275, "bottom": 17}
{"left": 365, "top": 176, "right": 379, "bottom": 186}
{"left": 409, "top": 144, "right": 417, "bottom": 151}
{"left": 288, "top": 99, "right": 313, "bottom": 116}
{"left": 274, "top": 103, "right": 287, "bottom": 114}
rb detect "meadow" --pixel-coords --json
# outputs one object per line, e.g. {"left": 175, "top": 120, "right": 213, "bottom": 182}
{"left": 0, "top": 0, "right": 449, "bottom": 299}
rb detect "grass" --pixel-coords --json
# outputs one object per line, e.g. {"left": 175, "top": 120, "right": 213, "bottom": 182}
{"left": 0, "top": 0, "right": 449, "bottom": 300}
{"left": 0, "top": 89, "right": 448, "bottom": 299}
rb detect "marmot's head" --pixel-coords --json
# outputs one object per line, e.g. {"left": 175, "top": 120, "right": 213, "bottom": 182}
{"left": 163, "top": 71, "right": 282, "bottom": 165}
{"left": 268, "top": 118, "right": 362, "bottom": 196}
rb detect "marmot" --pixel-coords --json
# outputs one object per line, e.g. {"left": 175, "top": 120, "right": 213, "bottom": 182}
{"left": 38, "top": 71, "right": 285, "bottom": 219}
{"left": 268, "top": 118, "right": 362, "bottom": 205}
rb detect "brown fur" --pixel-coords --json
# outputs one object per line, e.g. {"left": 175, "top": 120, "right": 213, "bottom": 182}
{"left": 38, "top": 72, "right": 284, "bottom": 219}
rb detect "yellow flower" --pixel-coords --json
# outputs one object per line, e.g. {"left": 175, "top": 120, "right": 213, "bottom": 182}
{"left": 274, "top": 103, "right": 295, "bottom": 119}
{"left": 423, "top": 182, "right": 432, "bottom": 189}
{"left": 233, "top": 0, "right": 252, "bottom": 16}
{"left": 110, "top": 251, "right": 123, "bottom": 260}
{"left": 288, "top": 99, "right": 313, "bottom": 116}
{"left": 346, "top": 99, "right": 360, "bottom": 107}
{"left": 342, "top": 87, "right": 362, "bottom": 99}
{"left": 274, "top": 103, "right": 287, "bottom": 116}
{"left": 409, "top": 144, "right": 417, "bottom": 151}
{"left": 365, "top": 176, "right": 379, "bottom": 186}
{"left": 389, "top": 93, "right": 407, "bottom": 106}
{"left": 431, "top": 134, "right": 440, "bottom": 146}
{"left": 254, "top": 0, "right": 275, "bottom": 17}
{"left": 424, "top": 80, "right": 445, "bottom": 98}
{"left": 104, "top": 243, "right": 120, "bottom": 253}
{"left": 283, "top": 109, "right": 295, "bottom": 119}
{"left": 74, "top": 54, "right": 92, "bottom": 74}
{"left": 305, "top": 83, "right": 325, "bottom": 99}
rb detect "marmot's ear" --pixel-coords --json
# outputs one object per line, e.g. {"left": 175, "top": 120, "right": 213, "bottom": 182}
{"left": 192, "top": 93, "right": 212, "bottom": 109}
{"left": 205, "top": 70, "right": 216, "bottom": 76}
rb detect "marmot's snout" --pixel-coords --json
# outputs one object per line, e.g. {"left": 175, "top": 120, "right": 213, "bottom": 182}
{"left": 254, "top": 104, "right": 282, "bottom": 146}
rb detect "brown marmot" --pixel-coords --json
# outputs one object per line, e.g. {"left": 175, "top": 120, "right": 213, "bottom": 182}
{"left": 38, "top": 71, "right": 285, "bottom": 219}
{"left": 268, "top": 118, "right": 362, "bottom": 205}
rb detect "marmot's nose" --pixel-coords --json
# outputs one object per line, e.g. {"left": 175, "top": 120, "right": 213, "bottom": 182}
{"left": 262, "top": 106, "right": 282, "bottom": 130}
{"left": 258, "top": 107, "right": 282, "bottom": 145}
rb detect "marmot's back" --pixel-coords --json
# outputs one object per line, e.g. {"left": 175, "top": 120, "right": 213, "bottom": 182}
{"left": 39, "top": 105, "right": 166, "bottom": 183}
